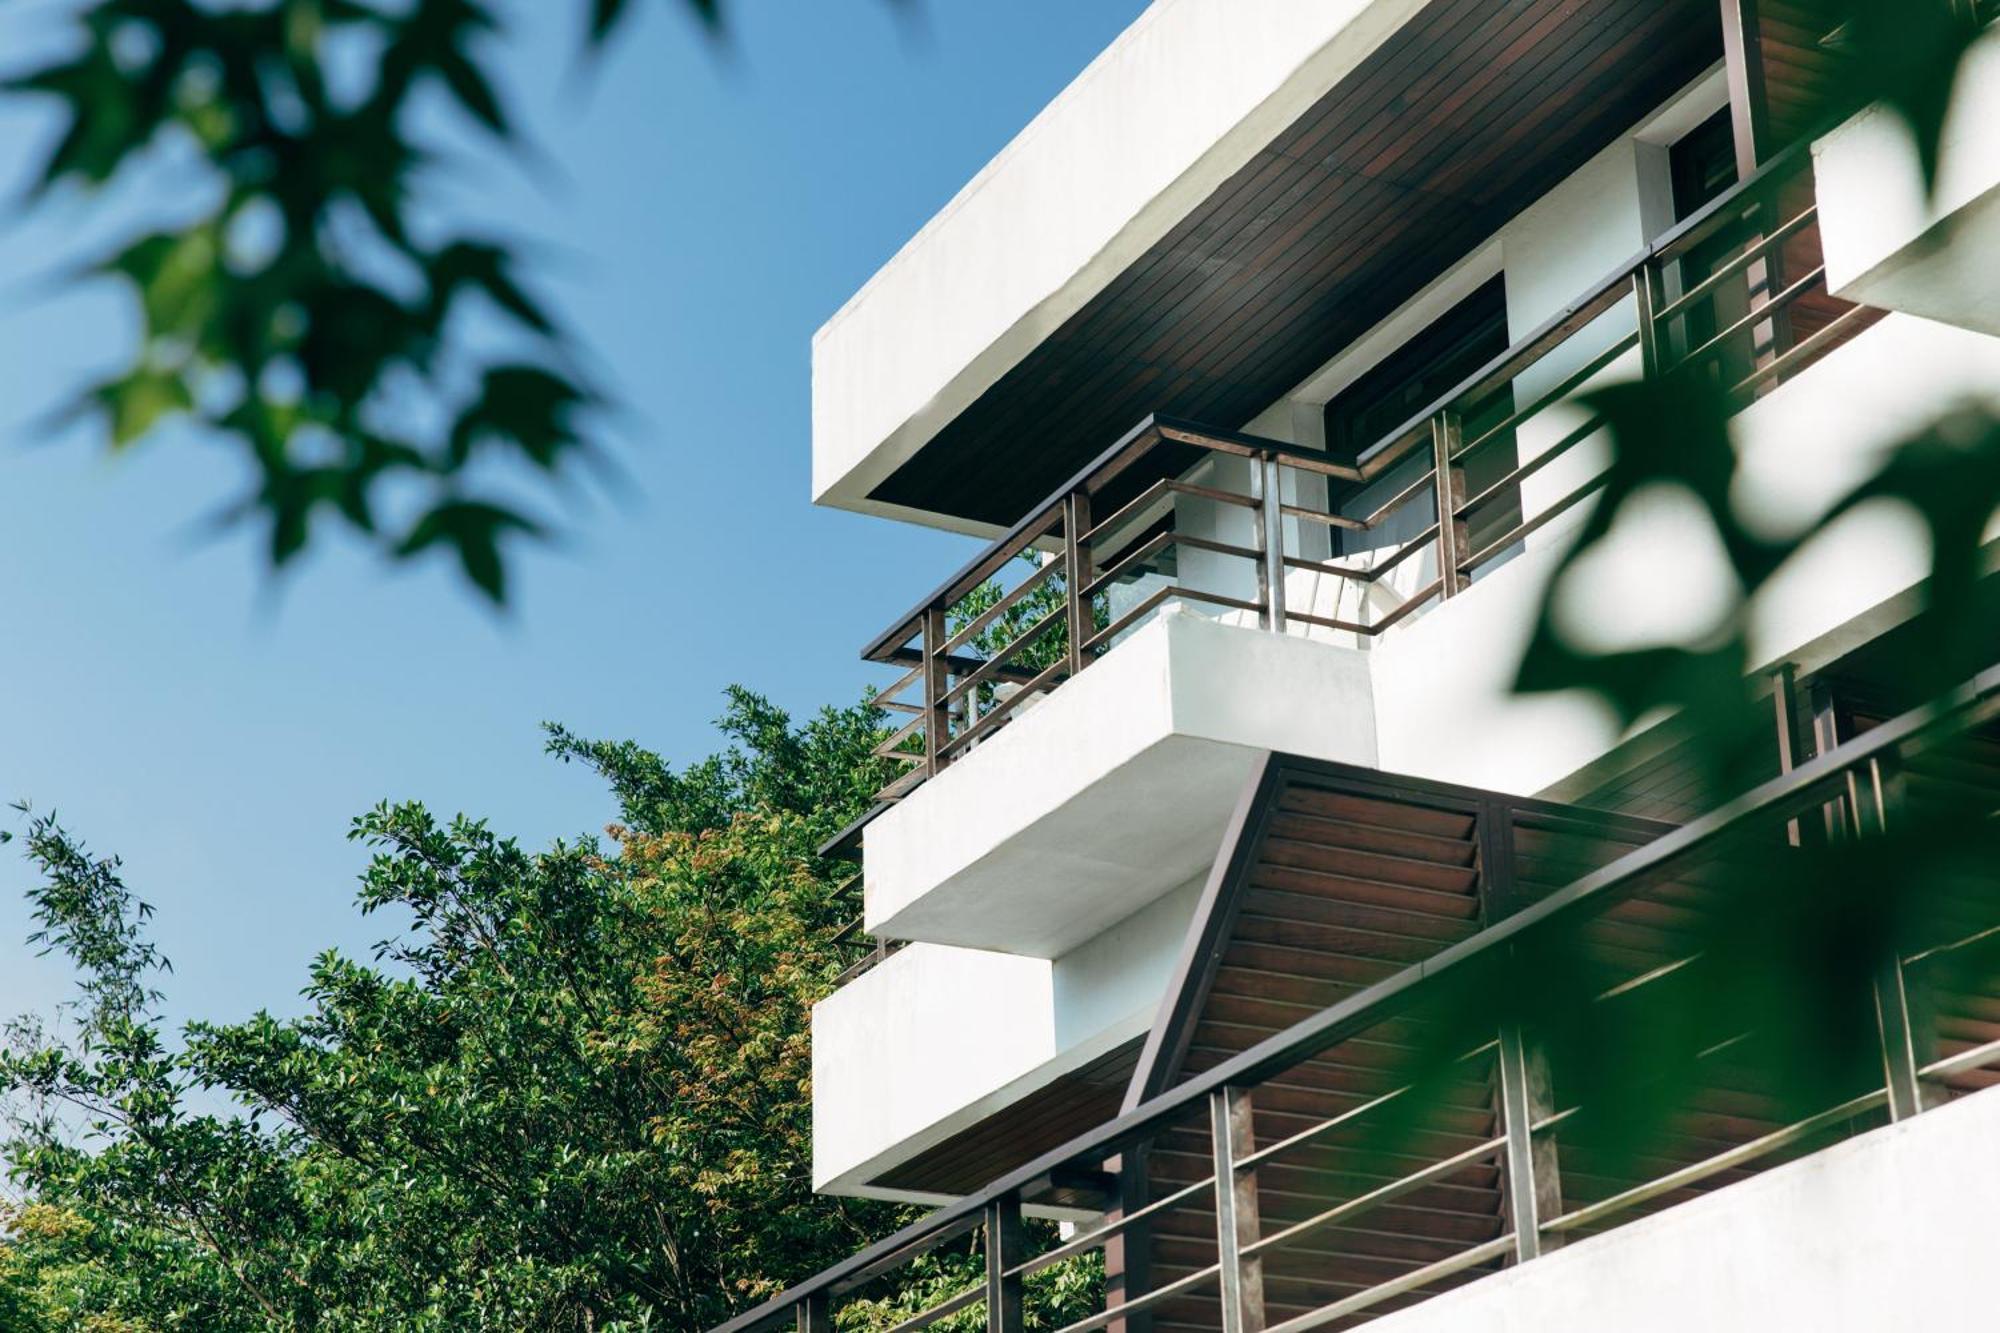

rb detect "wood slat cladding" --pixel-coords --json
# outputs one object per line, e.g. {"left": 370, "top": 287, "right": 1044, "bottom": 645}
{"left": 871, "top": 0, "right": 1724, "bottom": 528}
{"left": 1123, "top": 760, "right": 1680, "bottom": 1332}
{"left": 872, "top": 1040, "right": 1141, "bottom": 1198}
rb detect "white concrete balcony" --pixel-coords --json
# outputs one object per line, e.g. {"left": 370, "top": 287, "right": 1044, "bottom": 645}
{"left": 1814, "top": 25, "right": 2000, "bottom": 340}
{"left": 863, "top": 607, "right": 1376, "bottom": 958}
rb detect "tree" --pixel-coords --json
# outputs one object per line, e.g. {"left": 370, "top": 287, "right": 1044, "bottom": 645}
{"left": 2, "top": 0, "right": 882, "bottom": 603}
{"left": 0, "top": 691, "right": 911, "bottom": 1330}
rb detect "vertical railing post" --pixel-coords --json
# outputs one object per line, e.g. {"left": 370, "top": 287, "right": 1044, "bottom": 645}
{"left": 1770, "top": 663, "right": 1815, "bottom": 846}
{"left": 1430, "top": 411, "right": 1466, "bottom": 598}
{"left": 1862, "top": 754, "right": 1929, "bottom": 1121}
{"left": 797, "top": 1292, "right": 832, "bottom": 1333}
{"left": 1258, "top": 454, "right": 1287, "bottom": 634}
{"left": 986, "top": 1191, "right": 1025, "bottom": 1333}
{"left": 1105, "top": 1148, "right": 1154, "bottom": 1333}
{"left": 1479, "top": 804, "right": 1562, "bottom": 1261}
{"left": 923, "top": 605, "right": 949, "bottom": 779}
{"left": 1633, "top": 265, "right": 1663, "bottom": 380}
{"left": 1209, "top": 1087, "right": 1265, "bottom": 1333}
{"left": 1065, "top": 489, "right": 1094, "bottom": 677}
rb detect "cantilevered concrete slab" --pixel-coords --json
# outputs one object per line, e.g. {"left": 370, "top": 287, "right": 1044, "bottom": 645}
{"left": 1815, "top": 28, "right": 2000, "bottom": 338}
{"left": 811, "top": 0, "right": 1423, "bottom": 533}
{"left": 862, "top": 608, "right": 1378, "bottom": 957}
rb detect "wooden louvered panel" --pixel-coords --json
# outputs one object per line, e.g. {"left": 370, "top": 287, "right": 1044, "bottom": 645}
{"left": 1136, "top": 773, "right": 1499, "bottom": 1332}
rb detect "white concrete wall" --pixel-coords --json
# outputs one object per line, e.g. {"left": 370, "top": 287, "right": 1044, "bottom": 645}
{"left": 812, "top": 0, "right": 1429, "bottom": 530}
{"left": 812, "top": 942, "right": 1053, "bottom": 1193}
{"left": 814, "top": 879, "right": 1203, "bottom": 1201}
{"left": 1373, "top": 1085, "right": 2000, "bottom": 1333}
{"left": 1815, "top": 27, "right": 2000, "bottom": 338}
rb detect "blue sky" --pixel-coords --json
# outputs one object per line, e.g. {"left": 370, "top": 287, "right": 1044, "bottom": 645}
{"left": 0, "top": 1, "right": 1150, "bottom": 1029}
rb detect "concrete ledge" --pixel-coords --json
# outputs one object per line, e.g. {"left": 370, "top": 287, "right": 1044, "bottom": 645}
{"left": 864, "top": 608, "right": 1378, "bottom": 957}
{"left": 1813, "top": 27, "right": 2000, "bottom": 337}
{"left": 1372, "top": 1085, "right": 2000, "bottom": 1332}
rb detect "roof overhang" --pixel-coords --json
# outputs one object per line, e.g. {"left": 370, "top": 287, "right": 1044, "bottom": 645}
{"left": 811, "top": 0, "right": 1721, "bottom": 533}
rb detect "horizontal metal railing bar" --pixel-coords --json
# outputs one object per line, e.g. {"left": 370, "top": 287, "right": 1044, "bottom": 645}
{"left": 882, "top": 1282, "right": 985, "bottom": 1333}
{"left": 708, "top": 660, "right": 1999, "bottom": 1333}
{"left": 1155, "top": 419, "right": 1366, "bottom": 482}
{"left": 1652, "top": 204, "right": 1818, "bottom": 325}
{"left": 1081, "top": 584, "right": 1176, "bottom": 654}
{"left": 1170, "top": 587, "right": 1271, "bottom": 616}
{"left": 1460, "top": 476, "right": 1607, "bottom": 573}
{"left": 1672, "top": 264, "right": 1828, "bottom": 373}
{"left": 934, "top": 655, "right": 1070, "bottom": 764}
{"left": 1279, "top": 500, "right": 1370, "bottom": 532}
{"left": 1244, "top": 1133, "right": 1508, "bottom": 1262}
{"left": 938, "top": 556, "right": 1065, "bottom": 658}
{"left": 876, "top": 699, "right": 924, "bottom": 715}
{"left": 1351, "top": 466, "right": 1441, "bottom": 531}
{"left": 1169, "top": 477, "right": 1265, "bottom": 512}
{"left": 1280, "top": 523, "right": 1439, "bottom": 587}
{"left": 1084, "top": 476, "right": 1175, "bottom": 550}
{"left": 1723, "top": 302, "right": 1875, "bottom": 402}
{"left": 1906, "top": 919, "right": 2000, "bottom": 967}
{"left": 1173, "top": 533, "right": 1265, "bottom": 564}
{"left": 1453, "top": 330, "right": 1638, "bottom": 466}
{"left": 1006, "top": 1173, "right": 1217, "bottom": 1280}
{"left": 1260, "top": 1234, "right": 1517, "bottom": 1333}
{"left": 1919, "top": 1038, "right": 2000, "bottom": 1083}
{"left": 1454, "top": 412, "right": 1607, "bottom": 521}
{"left": 1236, "top": 1039, "right": 1501, "bottom": 1171}
{"left": 1048, "top": 1263, "right": 1222, "bottom": 1333}
{"left": 938, "top": 605, "right": 1066, "bottom": 712}
{"left": 1084, "top": 529, "right": 1178, "bottom": 599}
{"left": 878, "top": 646, "right": 1046, "bottom": 687}
{"left": 1540, "top": 1087, "right": 1888, "bottom": 1236}
{"left": 870, "top": 713, "right": 926, "bottom": 759}
{"left": 1280, "top": 607, "right": 1374, "bottom": 636}
{"left": 1368, "top": 577, "right": 1445, "bottom": 634}
{"left": 1648, "top": 136, "right": 1811, "bottom": 263}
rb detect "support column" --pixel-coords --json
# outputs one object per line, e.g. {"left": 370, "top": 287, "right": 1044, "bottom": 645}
{"left": 1210, "top": 1087, "right": 1265, "bottom": 1333}
{"left": 923, "top": 606, "right": 950, "bottom": 778}
{"left": 1718, "top": 0, "right": 1771, "bottom": 179}
{"left": 1477, "top": 804, "right": 1561, "bottom": 1260}
{"left": 797, "top": 1293, "right": 831, "bottom": 1333}
{"left": 1431, "top": 412, "right": 1467, "bottom": 597}
{"left": 986, "top": 1193, "right": 1024, "bottom": 1333}
{"left": 1104, "top": 1149, "right": 1153, "bottom": 1333}
{"left": 1065, "top": 490, "right": 1094, "bottom": 676}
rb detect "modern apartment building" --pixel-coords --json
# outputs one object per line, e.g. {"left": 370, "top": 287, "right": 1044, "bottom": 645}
{"left": 733, "top": 3, "right": 2000, "bottom": 1331}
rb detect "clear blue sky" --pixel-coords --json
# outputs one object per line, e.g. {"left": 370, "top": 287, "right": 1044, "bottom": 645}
{"left": 0, "top": 1, "right": 1150, "bottom": 1029}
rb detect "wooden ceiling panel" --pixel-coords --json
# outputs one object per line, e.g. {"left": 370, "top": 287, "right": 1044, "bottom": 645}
{"left": 872, "top": 0, "right": 1724, "bottom": 527}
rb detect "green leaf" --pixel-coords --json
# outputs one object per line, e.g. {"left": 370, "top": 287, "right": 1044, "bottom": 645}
{"left": 395, "top": 499, "right": 543, "bottom": 603}
{"left": 88, "top": 366, "right": 194, "bottom": 447}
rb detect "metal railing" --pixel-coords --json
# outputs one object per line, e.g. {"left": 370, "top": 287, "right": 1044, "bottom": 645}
{"left": 862, "top": 140, "right": 1877, "bottom": 806}
{"left": 718, "top": 664, "right": 2000, "bottom": 1333}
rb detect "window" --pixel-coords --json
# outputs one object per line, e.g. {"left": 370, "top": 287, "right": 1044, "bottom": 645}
{"left": 1322, "top": 276, "right": 1510, "bottom": 468}
{"left": 1321, "top": 277, "right": 1518, "bottom": 561}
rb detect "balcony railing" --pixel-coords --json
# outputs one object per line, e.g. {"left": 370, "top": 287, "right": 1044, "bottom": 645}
{"left": 862, "top": 141, "right": 1877, "bottom": 805}
{"left": 720, "top": 664, "right": 2000, "bottom": 1333}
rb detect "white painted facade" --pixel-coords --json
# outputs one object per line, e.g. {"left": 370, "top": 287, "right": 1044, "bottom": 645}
{"left": 806, "top": 0, "right": 2000, "bottom": 1291}
{"left": 1367, "top": 1081, "right": 2000, "bottom": 1333}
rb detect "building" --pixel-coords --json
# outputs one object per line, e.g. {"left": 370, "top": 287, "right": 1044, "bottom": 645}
{"left": 733, "top": 4, "right": 1999, "bottom": 1331}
